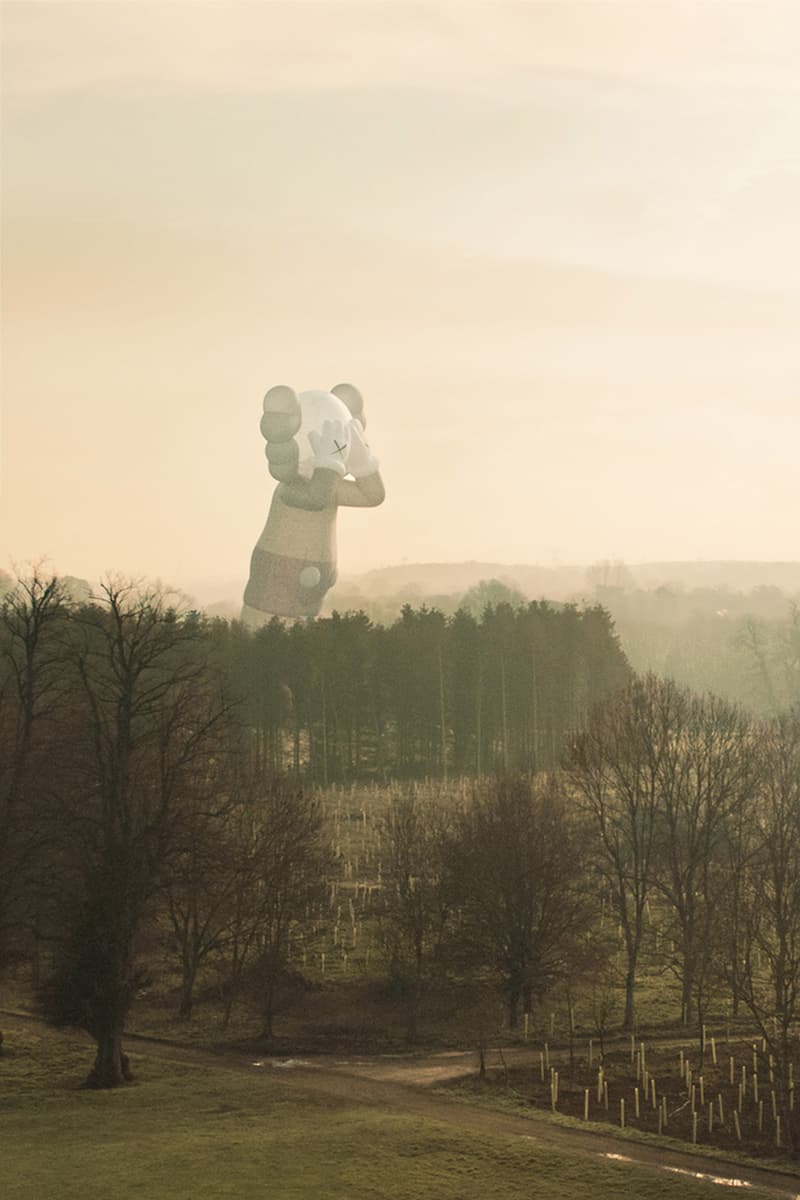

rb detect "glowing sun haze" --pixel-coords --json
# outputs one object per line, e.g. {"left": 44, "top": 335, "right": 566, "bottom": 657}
{"left": 2, "top": 1, "right": 799, "bottom": 598}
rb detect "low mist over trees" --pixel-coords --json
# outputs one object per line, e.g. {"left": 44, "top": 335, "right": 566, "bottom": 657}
{"left": 328, "top": 563, "right": 800, "bottom": 717}
{"left": 594, "top": 586, "right": 800, "bottom": 715}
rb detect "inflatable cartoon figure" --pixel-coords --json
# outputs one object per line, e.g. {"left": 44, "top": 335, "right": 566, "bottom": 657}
{"left": 242, "top": 383, "right": 385, "bottom": 624}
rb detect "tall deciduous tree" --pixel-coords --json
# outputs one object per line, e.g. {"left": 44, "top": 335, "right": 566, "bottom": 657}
{"left": 234, "top": 775, "right": 327, "bottom": 1041}
{"left": 41, "top": 581, "right": 234, "bottom": 1087}
{"left": 446, "top": 775, "right": 593, "bottom": 1028}
{"left": 379, "top": 785, "right": 452, "bottom": 1042}
{"left": 0, "top": 571, "right": 71, "bottom": 1045}
{"left": 733, "top": 713, "right": 800, "bottom": 1150}
{"left": 566, "top": 674, "right": 670, "bottom": 1030}
{"left": 164, "top": 790, "right": 241, "bottom": 1021}
{"left": 652, "top": 690, "right": 753, "bottom": 1029}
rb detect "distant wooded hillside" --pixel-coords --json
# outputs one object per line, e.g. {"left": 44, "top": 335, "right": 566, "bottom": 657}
{"left": 338, "top": 559, "right": 800, "bottom": 601}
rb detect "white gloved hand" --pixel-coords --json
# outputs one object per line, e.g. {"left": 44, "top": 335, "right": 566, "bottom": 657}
{"left": 346, "top": 419, "right": 380, "bottom": 478}
{"left": 308, "top": 419, "right": 350, "bottom": 477}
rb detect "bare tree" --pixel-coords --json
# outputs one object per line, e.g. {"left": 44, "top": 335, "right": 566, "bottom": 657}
{"left": 565, "top": 674, "right": 671, "bottom": 1030}
{"left": 446, "top": 774, "right": 593, "bottom": 1029}
{"left": 40, "top": 580, "right": 235, "bottom": 1087}
{"left": 252, "top": 778, "right": 326, "bottom": 1040}
{"left": 215, "top": 773, "right": 326, "bottom": 1040}
{"left": 0, "top": 571, "right": 71, "bottom": 1043}
{"left": 379, "top": 785, "right": 452, "bottom": 1043}
{"left": 653, "top": 690, "right": 754, "bottom": 1029}
{"left": 733, "top": 714, "right": 800, "bottom": 1150}
{"left": 164, "top": 801, "right": 241, "bottom": 1021}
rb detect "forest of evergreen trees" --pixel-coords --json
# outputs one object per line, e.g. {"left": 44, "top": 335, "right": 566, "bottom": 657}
{"left": 230, "top": 601, "right": 630, "bottom": 781}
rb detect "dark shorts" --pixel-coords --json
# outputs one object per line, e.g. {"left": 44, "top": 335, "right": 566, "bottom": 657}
{"left": 243, "top": 547, "right": 337, "bottom": 618}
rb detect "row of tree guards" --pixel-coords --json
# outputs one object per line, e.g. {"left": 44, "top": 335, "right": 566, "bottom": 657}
{"left": 534, "top": 1032, "right": 793, "bottom": 1149}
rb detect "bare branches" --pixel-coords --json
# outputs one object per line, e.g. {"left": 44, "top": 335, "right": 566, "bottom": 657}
{"left": 565, "top": 675, "right": 669, "bottom": 1029}
{"left": 0, "top": 569, "right": 72, "bottom": 967}
{"left": 36, "top": 578, "right": 238, "bottom": 1086}
{"left": 444, "top": 774, "right": 596, "bottom": 1030}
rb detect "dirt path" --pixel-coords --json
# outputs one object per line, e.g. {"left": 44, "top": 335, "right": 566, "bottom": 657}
{"left": 4, "top": 1012, "right": 800, "bottom": 1199}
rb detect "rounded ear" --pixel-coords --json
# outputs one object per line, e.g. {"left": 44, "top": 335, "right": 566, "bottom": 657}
{"left": 331, "top": 382, "right": 365, "bottom": 429}
{"left": 261, "top": 385, "right": 301, "bottom": 443}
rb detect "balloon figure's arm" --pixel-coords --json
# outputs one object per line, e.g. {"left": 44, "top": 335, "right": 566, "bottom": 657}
{"left": 280, "top": 469, "right": 341, "bottom": 512}
{"left": 335, "top": 473, "right": 385, "bottom": 508}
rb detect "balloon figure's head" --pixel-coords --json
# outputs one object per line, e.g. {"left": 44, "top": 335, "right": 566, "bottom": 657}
{"left": 259, "top": 383, "right": 367, "bottom": 484}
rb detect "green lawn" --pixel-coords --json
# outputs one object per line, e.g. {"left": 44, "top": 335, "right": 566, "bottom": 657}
{"left": 1, "top": 1025, "right": 779, "bottom": 1200}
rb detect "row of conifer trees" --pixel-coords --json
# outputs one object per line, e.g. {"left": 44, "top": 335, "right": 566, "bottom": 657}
{"left": 227, "top": 600, "right": 630, "bottom": 780}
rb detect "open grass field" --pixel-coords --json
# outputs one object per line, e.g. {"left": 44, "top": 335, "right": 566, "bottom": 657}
{"left": 0, "top": 1022, "right": 787, "bottom": 1200}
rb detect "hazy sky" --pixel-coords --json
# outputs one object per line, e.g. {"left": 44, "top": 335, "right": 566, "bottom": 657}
{"left": 2, "top": 1, "right": 799, "bottom": 598}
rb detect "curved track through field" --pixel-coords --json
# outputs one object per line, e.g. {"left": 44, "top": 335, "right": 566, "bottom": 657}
{"left": 4, "top": 1013, "right": 800, "bottom": 1199}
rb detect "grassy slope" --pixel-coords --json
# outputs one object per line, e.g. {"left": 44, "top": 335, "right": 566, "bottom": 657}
{"left": 2, "top": 1026, "right": 780, "bottom": 1200}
